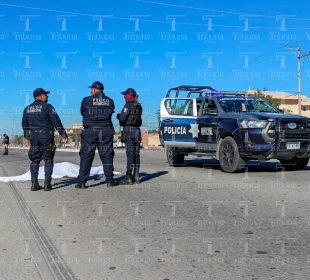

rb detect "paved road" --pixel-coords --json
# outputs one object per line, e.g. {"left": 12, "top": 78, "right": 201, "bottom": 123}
{"left": 0, "top": 148, "right": 310, "bottom": 280}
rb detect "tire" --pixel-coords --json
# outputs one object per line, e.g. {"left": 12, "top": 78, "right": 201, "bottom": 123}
{"left": 280, "top": 157, "right": 309, "bottom": 171}
{"left": 166, "top": 147, "right": 185, "bottom": 166}
{"left": 218, "top": 136, "right": 245, "bottom": 173}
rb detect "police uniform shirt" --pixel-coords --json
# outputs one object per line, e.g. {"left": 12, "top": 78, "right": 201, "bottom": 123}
{"left": 81, "top": 92, "right": 115, "bottom": 128}
{"left": 22, "top": 100, "right": 67, "bottom": 140}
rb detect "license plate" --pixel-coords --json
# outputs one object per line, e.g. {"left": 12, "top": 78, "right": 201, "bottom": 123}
{"left": 286, "top": 142, "right": 300, "bottom": 150}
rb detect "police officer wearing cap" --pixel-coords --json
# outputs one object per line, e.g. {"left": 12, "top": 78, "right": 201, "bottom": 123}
{"left": 76, "top": 81, "right": 117, "bottom": 188}
{"left": 117, "top": 88, "right": 143, "bottom": 184}
{"left": 22, "top": 88, "right": 68, "bottom": 191}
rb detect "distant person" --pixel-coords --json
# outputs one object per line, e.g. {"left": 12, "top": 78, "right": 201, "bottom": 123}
{"left": 117, "top": 88, "right": 143, "bottom": 184}
{"left": 22, "top": 88, "right": 68, "bottom": 191}
{"left": 76, "top": 81, "right": 117, "bottom": 188}
{"left": 2, "top": 134, "right": 9, "bottom": 155}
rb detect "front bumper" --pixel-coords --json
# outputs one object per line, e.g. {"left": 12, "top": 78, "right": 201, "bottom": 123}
{"left": 236, "top": 125, "right": 310, "bottom": 160}
{"left": 239, "top": 140, "right": 310, "bottom": 160}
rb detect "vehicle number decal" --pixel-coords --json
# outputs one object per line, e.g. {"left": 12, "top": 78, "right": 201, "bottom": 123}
{"left": 201, "top": 127, "right": 213, "bottom": 136}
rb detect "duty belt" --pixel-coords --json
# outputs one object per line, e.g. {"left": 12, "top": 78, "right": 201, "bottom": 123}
{"left": 31, "top": 130, "right": 53, "bottom": 134}
{"left": 84, "top": 126, "right": 113, "bottom": 129}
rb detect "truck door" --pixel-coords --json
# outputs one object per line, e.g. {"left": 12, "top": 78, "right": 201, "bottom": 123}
{"left": 196, "top": 98, "right": 218, "bottom": 151}
{"left": 160, "top": 98, "right": 198, "bottom": 147}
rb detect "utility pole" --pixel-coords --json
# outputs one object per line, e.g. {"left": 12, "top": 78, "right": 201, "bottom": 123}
{"left": 297, "top": 47, "right": 301, "bottom": 115}
{"left": 286, "top": 46, "right": 310, "bottom": 115}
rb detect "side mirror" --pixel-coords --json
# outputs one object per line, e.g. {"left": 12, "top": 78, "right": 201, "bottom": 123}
{"left": 278, "top": 109, "right": 284, "bottom": 113}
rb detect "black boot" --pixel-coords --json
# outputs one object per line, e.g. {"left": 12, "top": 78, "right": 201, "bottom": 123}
{"left": 31, "top": 179, "right": 42, "bottom": 191}
{"left": 44, "top": 177, "right": 52, "bottom": 191}
{"left": 107, "top": 180, "right": 118, "bottom": 188}
{"left": 75, "top": 182, "right": 88, "bottom": 189}
{"left": 133, "top": 167, "right": 140, "bottom": 184}
{"left": 121, "top": 170, "right": 134, "bottom": 185}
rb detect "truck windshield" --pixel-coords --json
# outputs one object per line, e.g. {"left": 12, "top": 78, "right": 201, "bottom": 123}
{"left": 218, "top": 97, "right": 280, "bottom": 113}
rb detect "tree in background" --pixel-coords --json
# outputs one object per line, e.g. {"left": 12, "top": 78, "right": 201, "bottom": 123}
{"left": 11, "top": 135, "right": 24, "bottom": 146}
{"left": 255, "top": 89, "right": 293, "bottom": 113}
{"left": 67, "top": 133, "right": 81, "bottom": 144}
{"left": 255, "top": 89, "right": 280, "bottom": 108}
{"left": 54, "top": 134, "right": 64, "bottom": 147}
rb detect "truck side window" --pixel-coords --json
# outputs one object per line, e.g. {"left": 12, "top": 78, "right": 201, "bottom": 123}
{"left": 164, "top": 99, "right": 194, "bottom": 116}
{"left": 202, "top": 99, "right": 218, "bottom": 115}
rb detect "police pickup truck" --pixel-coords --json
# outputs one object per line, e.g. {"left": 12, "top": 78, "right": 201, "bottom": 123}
{"left": 159, "top": 85, "right": 310, "bottom": 172}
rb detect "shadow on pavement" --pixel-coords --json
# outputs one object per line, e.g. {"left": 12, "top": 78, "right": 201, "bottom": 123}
{"left": 116, "top": 171, "right": 168, "bottom": 185}
{"left": 52, "top": 171, "right": 169, "bottom": 189}
{"left": 49, "top": 159, "right": 310, "bottom": 189}
{"left": 52, "top": 175, "right": 104, "bottom": 189}
{"left": 184, "top": 159, "right": 310, "bottom": 172}
{"left": 137, "top": 171, "right": 168, "bottom": 182}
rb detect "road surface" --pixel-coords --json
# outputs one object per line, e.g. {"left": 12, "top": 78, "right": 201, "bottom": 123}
{"left": 0, "top": 148, "right": 310, "bottom": 280}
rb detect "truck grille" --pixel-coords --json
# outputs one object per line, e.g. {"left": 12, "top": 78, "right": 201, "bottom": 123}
{"left": 281, "top": 120, "right": 308, "bottom": 130}
{"left": 280, "top": 120, "right": 310, "bottom": 139}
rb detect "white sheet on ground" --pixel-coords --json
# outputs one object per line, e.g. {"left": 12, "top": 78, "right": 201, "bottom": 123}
{"left": 0, "top": 162, "right": 121, "bottom": 182}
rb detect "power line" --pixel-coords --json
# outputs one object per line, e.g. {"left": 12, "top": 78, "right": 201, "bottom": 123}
{"left": 0, "top": 2, "right": 238, "bottom": 27}
{"left": 137, "top": 0, "right": 275, "bottom": 18}
{"left": 0, "top": 2, "right": 310, "bottom": 30}
{"left": 137, "top": 0, "right": 310, "bottom": 24}
{"left": 0, "top": 2, "right": 110, "bottom": 18}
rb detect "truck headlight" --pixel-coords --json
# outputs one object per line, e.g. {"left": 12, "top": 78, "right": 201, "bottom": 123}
{"left": 239, "top": 120, "right": 268, "bottom": 129}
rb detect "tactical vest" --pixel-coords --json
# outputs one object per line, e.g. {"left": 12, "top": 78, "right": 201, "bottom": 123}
{"left": 125, "top": 103, "right": 142, "bottom": 127}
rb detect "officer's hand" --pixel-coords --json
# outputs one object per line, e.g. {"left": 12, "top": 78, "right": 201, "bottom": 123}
{"left": 27, "top": 140, "right": 31, "bottom": 148}
{"left": 63, "top": 137, "right": 68, "bottom": 144}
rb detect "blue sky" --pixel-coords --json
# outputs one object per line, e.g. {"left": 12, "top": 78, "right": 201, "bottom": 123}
{"left": 1, "top": 0, "right": 310, "bottom": 135}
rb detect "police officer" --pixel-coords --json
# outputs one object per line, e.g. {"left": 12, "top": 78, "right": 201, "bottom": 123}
{"left": 76, "top": 81, "right": 117, "bottom": 188}
{"left": 2, "top": 134, "right": 9, "bottom": 155}
{"left": 22, "top": 88, "right": 68, "bottom": 191}
{"left": 117, "top": 88, "right": 142, "bottom": 184}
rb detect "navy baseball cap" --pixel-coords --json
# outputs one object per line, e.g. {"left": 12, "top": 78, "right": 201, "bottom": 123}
{"left": 33, "top": 88, "right": 50, "bottom": 98}
{"left": 121, "top": 88, "right": 137, "bottom": 96}
{"left": 88, "top": 81, "right": 104, "bottom": 90}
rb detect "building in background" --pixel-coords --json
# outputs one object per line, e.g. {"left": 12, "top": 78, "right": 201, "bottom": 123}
{"left": 141, "top": 131, "right": 161, "bottom": 148}
{"left": 65, "top": 124, "right": 83, "bottom": 147}
{"left": 247, "top": 90, "right": 310, "bottom": 117}
{"left": 66, "top": 124, "right": 83, "bottom": 134}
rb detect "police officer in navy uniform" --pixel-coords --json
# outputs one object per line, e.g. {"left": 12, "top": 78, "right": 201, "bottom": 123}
{"left": 2, "top": 134, "right": 9, "bottom": 155}
{"left": 117, "top": 88, "right": 142, "bottom": 184}
{"left": 76, "top": 81, "right": 118, "bottom": 188}
{"left": 22, "top": 88, "right": 68, "bottom": 191}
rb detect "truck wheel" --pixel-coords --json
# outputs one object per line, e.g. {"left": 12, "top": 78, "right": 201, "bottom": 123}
{"left": 280, "top": 157, "right": 309, "bottom": 171}
{"left": 219, "top": 136, "right": 245, "bottom": 173}
{"left": 166, "top": 147, "right": 185, "bottom": 166}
